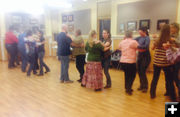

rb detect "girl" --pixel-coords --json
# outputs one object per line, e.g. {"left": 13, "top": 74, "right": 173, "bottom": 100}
{"left": 135, "top": 27, "right": 151, "bottom": 93}
{"left": 100, "top": 29, "right": 112, "bottom": 88}
{"left": 81, "top": 30, "right": 110, "bottom": 91}
{"left": 119, "top": 31, "right": 139, "bottom": 95}
{"left": 150, "top": 24, "right": 177, "bottom": 101}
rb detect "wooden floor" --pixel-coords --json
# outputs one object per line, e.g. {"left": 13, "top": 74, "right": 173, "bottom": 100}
{"left": 0, "top": 57, "right": 171, "bottom": 117}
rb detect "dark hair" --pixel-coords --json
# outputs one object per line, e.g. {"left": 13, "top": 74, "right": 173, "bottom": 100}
{"left": 155, "top": 24, "right": 171, "bottom": 48}
{"left": 76, "top": 29, "right": 81, "bottom": 36}
{"left": 139, "top": 27, "right": 149, "bottom": 36}
{"left": 103, "top": 29, "right": 111, "bottom": 38}
{"left": 26, "top": 30, "right": 33, "bottom": 37}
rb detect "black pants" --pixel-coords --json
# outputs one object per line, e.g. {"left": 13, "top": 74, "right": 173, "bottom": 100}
{"left": 34, "top": 51, "right": 39, "bottom": 70}
{"left": 19, "top": 48, "right": 28, "bottom": 72}
{"left": 76, "top": 55, "right": 85, "bottom": 80}
{"left": 137, "top": 52, "right": 151, "bottom": 90}
{"left": 38, "top": 52, "right": 50, "bottom": 74}
{"left": 5, "top": 44, "right": 16, "bottom": 68}
{"left": 102, "top": 56, "right": 111, "bottom": 86}
{"left": 150, "top": 65, "right": 176, "bottom": 100}
{"left": 27, "top": 53, "right": 36, "bottom": 76}
{"left": 165, "top": 63, "right": 180, "bottom": 96}
{"left": 121, "top": 63, "right": 136, "bottom": 92}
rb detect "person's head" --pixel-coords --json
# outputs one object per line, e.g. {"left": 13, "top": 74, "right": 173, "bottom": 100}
{"left": 156, "top": 24, "right": 171, "bottom": 48}
{"left": 170, "top": 23, "right": 180, "bottom": 35}
{"left": 75, "top": 29, "right": 82, "bottom": 37}
{"left": 88, "top": 30, "right": 97, "bottom": 47}
{"left": 125, "top": 30, "right": 133, "bottom": 39}
{"left": 138, "top": 27, "right": 149, "bottom": 37}
{"left": 102, "top": 29, "right": 111, "bottom": 39}
{"left": 62, "top": 24, "right": 68, "bottom": 33}
{"left": 26, "top": 30, "right": 33, "bottom": 38}
{"left": 37, "top": 30, "right": 44, "bottom": 38}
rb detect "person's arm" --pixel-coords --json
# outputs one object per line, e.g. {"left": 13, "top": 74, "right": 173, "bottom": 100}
{"left": 138, "top": 37, "right": 150, "bottom": 50}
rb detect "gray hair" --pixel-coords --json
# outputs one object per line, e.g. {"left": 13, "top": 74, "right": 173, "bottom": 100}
{"left": 125, "top": 30, "right": 133, "bottom": 38}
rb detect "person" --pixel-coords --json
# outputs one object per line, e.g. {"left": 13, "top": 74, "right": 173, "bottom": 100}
{"left": 18, "top": 31, "right": 28, "bottom": 72}
{"left": 5, "top": 26, "right": 18, "bottom": 68}
{"left": 163, "top": 22, "right": 180, "bottom": 100}
{"left": 134, "top": 27, "right": 151, "bottom": 93}
{"left": 100, "top": 29, "right": 112, "bottom": 89}
{"left": 37, "top": 30, "right": 50, "bottom": 76}
{"left": 118, "top": 31, "right": 139, "bottom": 95}
{"left": 57, "top": 24, "right": 81, "bottom": 83}
{"left": 150, "top": 24, "right": 177, "bottom": 101}
{"left": 72, "top": 29, "right": 86, "bottom": 83}
{"left": 25, "top": 31, "right": 37, "bottom": 76}
{"left": 81, "top": 30, "right": 110, "bottom": 91}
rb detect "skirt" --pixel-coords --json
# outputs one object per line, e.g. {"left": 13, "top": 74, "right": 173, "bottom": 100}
{"left": 82, "top": 62, "right": 103, "bottom": 89}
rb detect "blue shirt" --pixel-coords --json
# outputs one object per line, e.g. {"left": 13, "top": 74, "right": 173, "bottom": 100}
{"left": 57, "top": 32, "right": 72, "bottom": 56}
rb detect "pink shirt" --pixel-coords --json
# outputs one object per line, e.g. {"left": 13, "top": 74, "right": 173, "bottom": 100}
{"left": 118, "top": 38, "right": 138, "bottom": 63}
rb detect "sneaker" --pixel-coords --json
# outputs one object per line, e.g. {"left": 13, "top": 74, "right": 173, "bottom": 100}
{"left": 137, "top": 87, "right": 143, "bottom": 91}
{"left": 104, "top": 85, "right": 111, "bottom": 89}
{"left": 95, "top": 89, "right": 102, "bottom": 92}
{"left": 60, "top": 80, "right": 64, "bottom": 83}
{"left": 77, "top": 79, "right": 82, "bottom": 83}
{"left": 45, "top": 70, "right": 50, "bottom": 74}
{"left": 64, "top": 80, "right": 74, "bottom": 83}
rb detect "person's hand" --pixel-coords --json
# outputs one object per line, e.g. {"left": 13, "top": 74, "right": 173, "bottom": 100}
{"left": 95, "top": 40, "right": 100, "bottom": 44}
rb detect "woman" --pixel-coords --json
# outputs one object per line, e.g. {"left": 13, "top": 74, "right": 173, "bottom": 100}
{"left": 135, "top": 27, "right": 151, "bottom": 93}
{"left": 150, "top": 24, "right": 177, "bottom": 101}
{"left": 119, "top": 31, "right": 139, "bottom": 95}
{"left": 37, "top": 30, "right": 50, "bottom": 76}
{"left": 81, "top": 30, "right": 110, "bottom": 91}
{"left": 25, "top": 31, "right": 37, "bottom": 76}
{"left": 72, "top": 29, "right": 86, "bottom": 82}
{"left": 100, "top": 29, "right": 112, "bottom": 88}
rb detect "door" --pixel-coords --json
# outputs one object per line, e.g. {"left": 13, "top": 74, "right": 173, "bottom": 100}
{"left": 98, "top": 19, "right": 111, "bottom": 40}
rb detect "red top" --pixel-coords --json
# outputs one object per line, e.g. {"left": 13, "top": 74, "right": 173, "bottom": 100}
{"left": 5, "top": 32, "right": 18, "bottom": 44}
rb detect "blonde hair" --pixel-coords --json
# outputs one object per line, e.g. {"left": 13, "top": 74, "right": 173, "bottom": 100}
{"left": 88, "top": 30, "right": 97, "bottom": 47}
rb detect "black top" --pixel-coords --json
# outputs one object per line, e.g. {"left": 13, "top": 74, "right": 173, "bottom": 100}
{"left": 57, "top": 32, "right": 72, "bottom": 56}
{"left": 38, "top": 37, "right": 45, "bottom": 53}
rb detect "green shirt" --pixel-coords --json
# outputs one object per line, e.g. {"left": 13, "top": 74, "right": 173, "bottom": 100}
{"left": 85, "top": 42, "right": 104, "bottom": 62}
{"left": 72, "top": 36, "right": 86, "bottom": 56}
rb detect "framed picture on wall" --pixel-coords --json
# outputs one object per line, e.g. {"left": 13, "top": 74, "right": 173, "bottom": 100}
{"left": 139, "top": 19, "right": 150, "bottom": 29}
{"left": 127, "top": 21, "right": 137, "bottom": 31}
{"left": 68, "top": 15, "right": 74, "bottom": 22}
{"left": 157, "top": 19, "right": 169, "bottom": 30}
{"left": 119, "top": 23, "right": 125, "bottom": 33}
{"left": 62, "top": 15, "right": 68, "bottom": 22}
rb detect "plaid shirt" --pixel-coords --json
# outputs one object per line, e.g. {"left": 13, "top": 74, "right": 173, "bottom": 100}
{"left": 166, "top": 48, "right": 180, "bottom": 64}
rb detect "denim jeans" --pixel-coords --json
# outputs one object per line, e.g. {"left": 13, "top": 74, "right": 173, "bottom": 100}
{"left": 19, "top": 48, "right": 28, "bottom": 72}
{"left": 102, "top": 56, "right": 111, "bottom": 86}
{"left": 27, "top": 53, "right": 36, "bottom": 75}
{"left": 59, "top": 56, "right": 70, "bottom": 81}
{"left": 38, "top": 52, "right": 50, "bottom": 74}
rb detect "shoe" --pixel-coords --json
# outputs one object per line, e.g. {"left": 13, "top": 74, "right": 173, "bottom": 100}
{"left": 45, "top": 70, "right": 50, "bottom": 74}
{"left": 142, "top": 89, "right": 148, "bottom": 93}
{"left": 150, "top": 94, "right": 156, "bottom": 99}
{"left": 126, "top": 91, "right": 132, "bottom": 95}
{"left": 77, "top": 79, "right": 82, "bottom": 83}
{"left": 27, "top": 74, "right": 31, "bottom": 77}
{"left": 60, "top": 80, "right": 64, "bottom": 83}
{"left": 64, "top": 80, "right": 74, "bottom": 83}
{"left": 137, "top": 87, "right": 143, "bottom": 91}
{"left": 164, "top": 92, "right": 169, "bottom": 96}
{"left": 33, "top": 71, "right": 37, "bottom": 75}
{"left": 104, "top": 85, "right": 111, "bottom": 89}
{"left": 37, "top": 74, "right": 44, "bottom": 76}
{"left": 81, "top": 84, "right": 85, "bottom": 87}
{"left": 95, "top": 89, "right": 102, "bottom": 92}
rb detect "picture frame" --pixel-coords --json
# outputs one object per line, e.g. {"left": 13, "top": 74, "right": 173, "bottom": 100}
{"left": 68, "top": 15, "right": 74, "bottom": 22}
{"left": 12, "top": 16, "right": 22, "bottom": 24}
{"left": 119, "top": 23, "right": 125, "bottom": 33}
{"left": 127, "top": 21, "right": 137, "bottom": 31}
{"left": 139, "top": 19, "right": 150, "bottom": 29}
{"left": 157, "top": 19, "right": 169, "bottom": 30}
{"left": 62, "top": 15, "right": 68, "bottom": 22}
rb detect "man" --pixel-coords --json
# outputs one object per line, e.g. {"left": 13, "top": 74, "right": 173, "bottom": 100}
{"left": 57, "top": 24, "right": 82, "bottom": 83}
{"left": 5, "top": 26, "right": 18, "bottom": 68}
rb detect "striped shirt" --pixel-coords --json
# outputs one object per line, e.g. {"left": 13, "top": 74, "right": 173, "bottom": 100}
{"left": 153, "top": 48, "right": 170, "bottom": 66}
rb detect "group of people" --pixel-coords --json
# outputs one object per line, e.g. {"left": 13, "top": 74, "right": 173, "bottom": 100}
{"left": 5, "top": 26, "right": 50, "bottom": 76}
{"left": 57, "top": 23, "right": 180, "bottom": 102}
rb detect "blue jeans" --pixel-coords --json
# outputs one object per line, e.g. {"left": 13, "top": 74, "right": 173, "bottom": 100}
{"left": 59, "top": 56, "right": 70, "bottom": 81}
{"left": 19, "top": 48, "right": 28, "bottom": 72}
{"left": 38, "top": 52, "right": 50, "bottom": 74}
